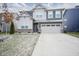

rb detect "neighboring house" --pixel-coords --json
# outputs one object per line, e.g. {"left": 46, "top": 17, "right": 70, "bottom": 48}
{"left": 0, "top": 13, "right": 8, "bottom": 32}
{"left": 63, "top": 6, "right": 79, "bottom": 32}
{"left": 15, "top": 11, "right": 33, "bottom": 33}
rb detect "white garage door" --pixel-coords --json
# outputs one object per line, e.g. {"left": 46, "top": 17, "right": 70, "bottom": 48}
{"left": 41, "top": 24, "right": 62, "bottom": 33}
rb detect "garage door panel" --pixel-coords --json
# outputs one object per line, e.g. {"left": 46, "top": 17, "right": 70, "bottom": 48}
{"left": 41, "top": 24, "right": 61, "bottom": 33}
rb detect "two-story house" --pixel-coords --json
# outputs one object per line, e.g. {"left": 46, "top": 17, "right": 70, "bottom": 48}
{"left": 32, "top": 4, "right": 64, "bottom": 33}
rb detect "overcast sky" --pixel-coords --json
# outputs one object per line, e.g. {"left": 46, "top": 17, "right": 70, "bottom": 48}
{"left": 0, "top": 3, "right": 79, "bottom": 12}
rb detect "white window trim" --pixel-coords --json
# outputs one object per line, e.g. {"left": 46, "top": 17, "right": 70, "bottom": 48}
{"left": 48, "top": 11, "right": 54, "bottom": 18}
{"left": 55, "top": 11, "right": 61, "bottom": 18}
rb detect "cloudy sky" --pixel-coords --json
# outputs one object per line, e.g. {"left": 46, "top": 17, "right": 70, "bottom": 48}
{"left": 0, "top": 3, "right": 79, "bottom": 12}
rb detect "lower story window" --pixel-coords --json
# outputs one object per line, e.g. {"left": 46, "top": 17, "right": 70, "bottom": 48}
{"left": 21, "top": 26, "right": 28, "bottom": 29}
{"left": 21, "top": 26, "right": 24, "bottom": 29}
{"left": 25, "top": 26, "right": 28, "bottom": 28}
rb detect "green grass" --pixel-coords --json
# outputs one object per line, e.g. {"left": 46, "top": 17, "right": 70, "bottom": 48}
{"left": 66, "top": 32, "right": 79, "bottom": 38}
{"left": 0, "top": 32, "right": 10, "bottom": 34}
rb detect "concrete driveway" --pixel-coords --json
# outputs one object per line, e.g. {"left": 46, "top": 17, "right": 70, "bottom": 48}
{"left": 32, "top": 33, "right": 79, "bottom": 56}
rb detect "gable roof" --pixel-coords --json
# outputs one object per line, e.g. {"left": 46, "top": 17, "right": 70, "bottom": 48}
{"left": 19, "top": 11, "right": 30, "bottom": 17}
{"left": 16, "top": 10, "right": 34, "bottom": 21}
{"left": 32, "top": 4, "right": 46, "bottom": 11}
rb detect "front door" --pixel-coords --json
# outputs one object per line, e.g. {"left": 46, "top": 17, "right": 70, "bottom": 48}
{"left": 33, "top": 23, "right": 38, "bottom": 32}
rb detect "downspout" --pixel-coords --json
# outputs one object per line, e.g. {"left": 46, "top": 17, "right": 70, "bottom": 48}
{"left": 62, "top": 8, "right": 66, "bottom": 33}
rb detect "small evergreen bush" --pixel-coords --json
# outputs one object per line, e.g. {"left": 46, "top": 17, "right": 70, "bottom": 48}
{"left": 10, "top": 22, "right": 15, "bottom": 34}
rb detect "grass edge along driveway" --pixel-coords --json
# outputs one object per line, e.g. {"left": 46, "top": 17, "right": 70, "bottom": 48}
{"left": 66, "top": 32, "right": 79, "bottom": 38}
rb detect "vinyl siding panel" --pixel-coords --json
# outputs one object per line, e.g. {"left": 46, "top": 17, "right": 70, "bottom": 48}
{"left": 33, "top": 9, "right": 46, "bottom": 21}
{"left": 63, "top": 8, "right": 79, "bottom": 32}
{"left": 15, "top": 17, "right": 33, "bottom": 32}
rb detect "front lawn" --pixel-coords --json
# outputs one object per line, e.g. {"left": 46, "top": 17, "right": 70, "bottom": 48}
{"left": 66, "top": 32, "right": 79, "bottom": 38}
{"left": 0, "top": 33, "right": 40, "bottom": 56}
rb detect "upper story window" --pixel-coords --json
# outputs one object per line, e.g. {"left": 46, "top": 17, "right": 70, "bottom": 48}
{"left": 55, "top": 10, "right": 61, "bottom": 18}
{"left": 36, "top": 14, "right": 42, "bottom": 18}
{"left": 48, "top": 11, "right": 54, "bottom": 19}
{"left": 23, "top": 16, "right": 26, "bottom": 18}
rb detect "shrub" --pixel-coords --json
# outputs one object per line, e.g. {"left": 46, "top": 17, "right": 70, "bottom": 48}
{"left": 10, "top": 21, "right": 15, "bottom": 34}
{"left": 63, "top": 30, "right": 67, "bottom": 33}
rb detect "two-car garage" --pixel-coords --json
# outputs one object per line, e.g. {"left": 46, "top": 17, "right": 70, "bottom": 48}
{"left": 40, "top": 23, "right": 62, "bottom": 33}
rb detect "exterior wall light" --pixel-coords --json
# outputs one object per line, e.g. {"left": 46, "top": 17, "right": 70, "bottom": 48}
{"left": 64, "top": 19, "right": 67, "bottom": 21}
{"left": 64, "top": 25, "right": 67, "bottom": 28}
